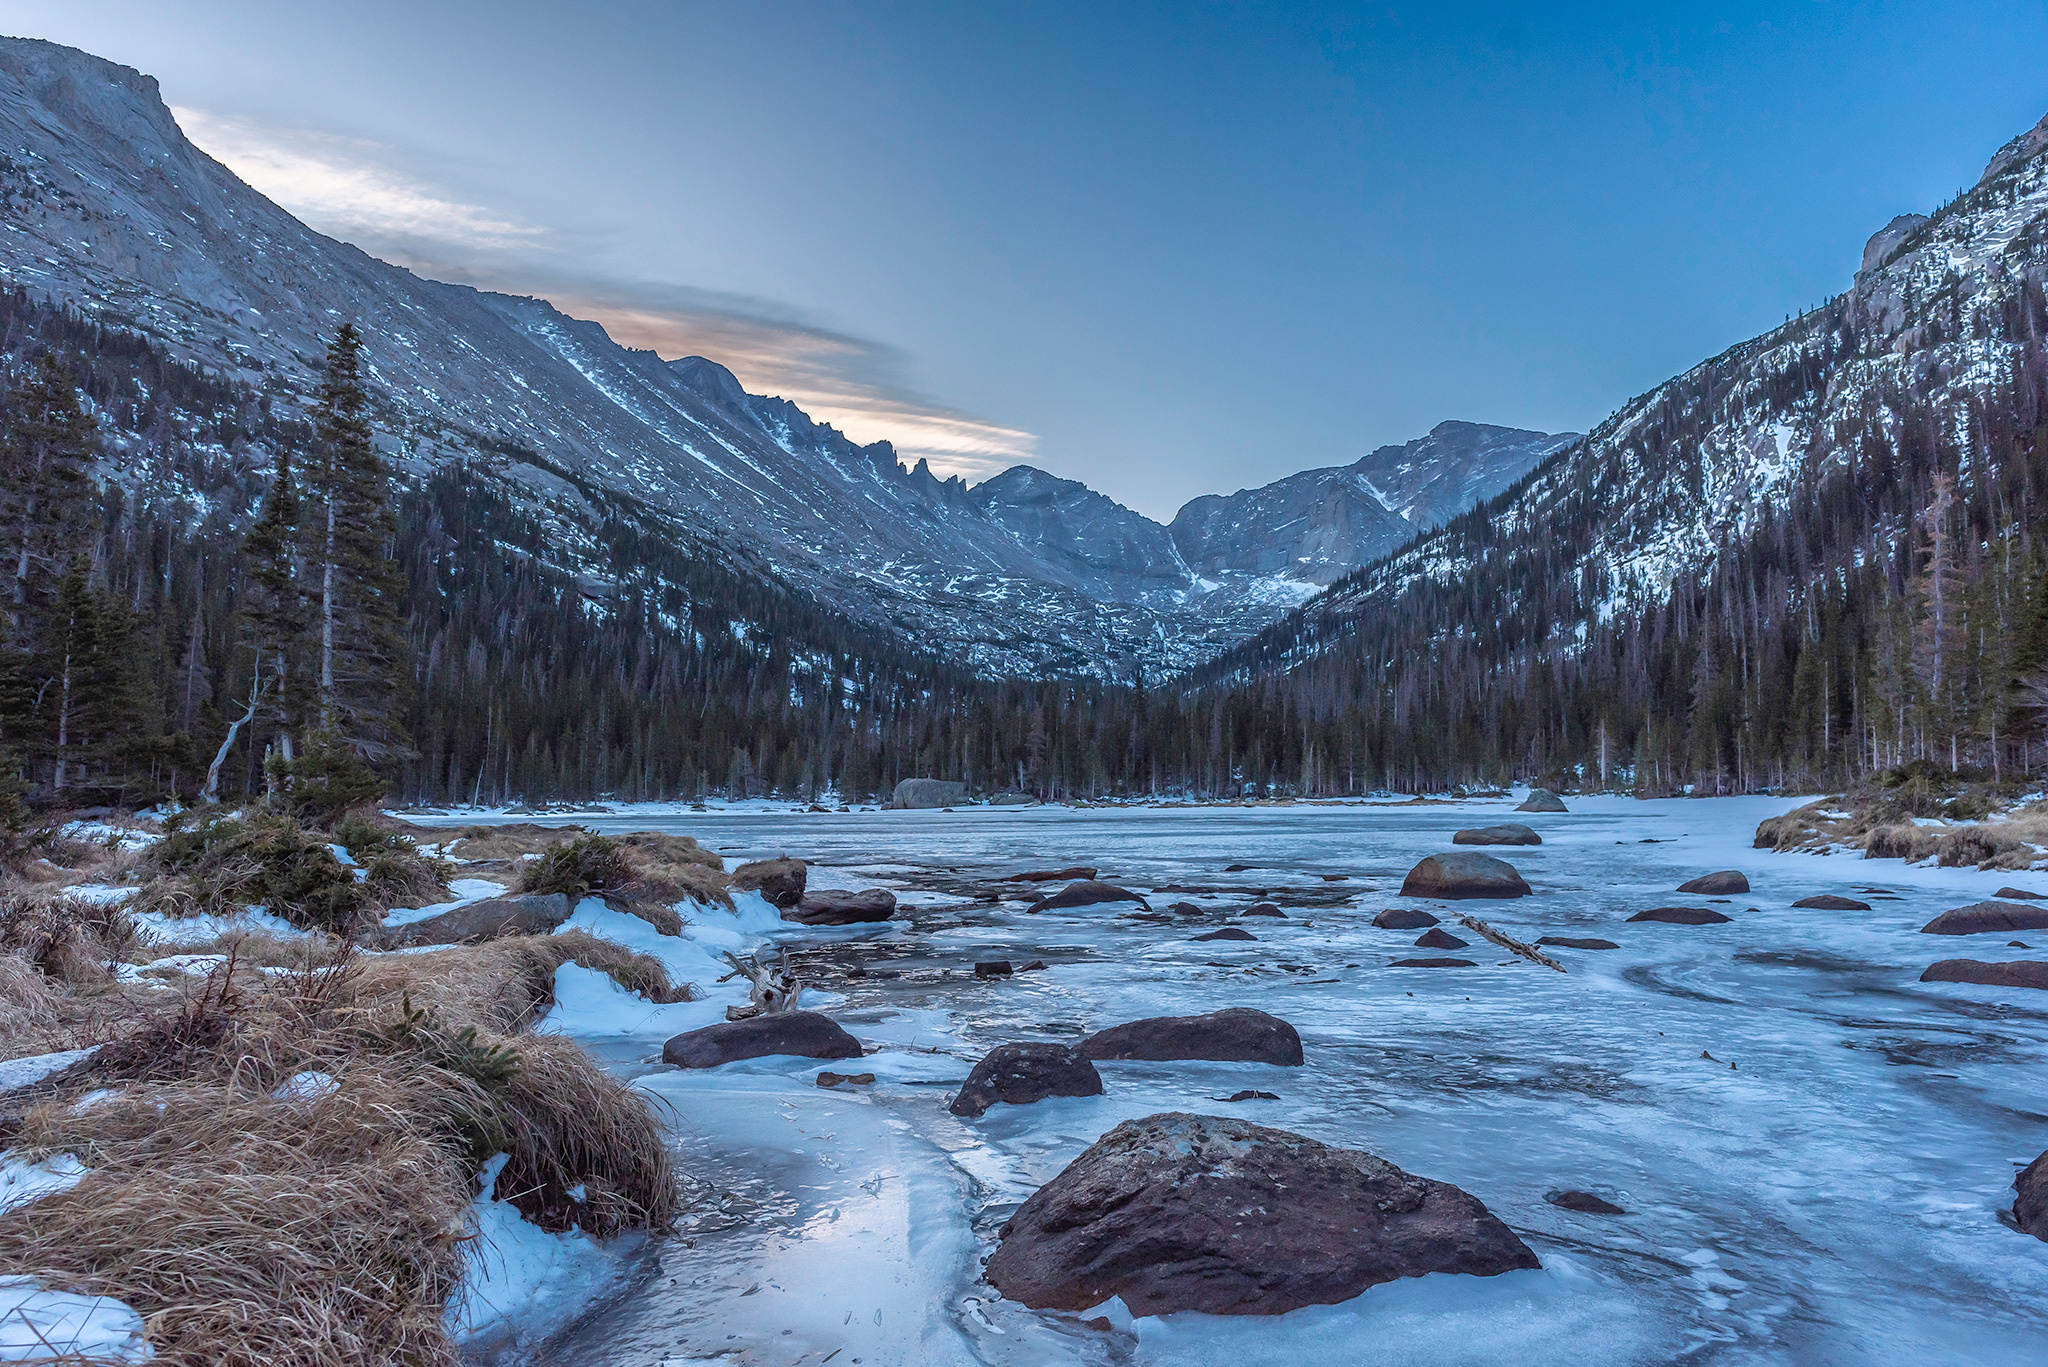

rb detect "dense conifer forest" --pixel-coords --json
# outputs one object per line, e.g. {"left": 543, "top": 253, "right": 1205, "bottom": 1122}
{"left": 7, "top": 245, "right": 2047, "bottom": 810}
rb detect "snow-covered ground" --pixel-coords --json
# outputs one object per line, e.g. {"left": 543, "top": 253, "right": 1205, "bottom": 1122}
{"left": 403, "top": 795, "right": 2048, "bottom": 1365}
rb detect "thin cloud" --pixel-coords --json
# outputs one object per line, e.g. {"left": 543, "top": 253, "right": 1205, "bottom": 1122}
{"left": 172, "top": 107, "right": 1035, "bottom": 481}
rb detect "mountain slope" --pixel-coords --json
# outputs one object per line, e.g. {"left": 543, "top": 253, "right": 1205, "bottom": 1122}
{"left": 1186, "top": 108, "right": 2048, "bottom": 792}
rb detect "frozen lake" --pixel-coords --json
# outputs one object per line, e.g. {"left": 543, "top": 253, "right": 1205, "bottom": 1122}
{"left": 428, "top": 795, "right": 2048, "bottom": 1365}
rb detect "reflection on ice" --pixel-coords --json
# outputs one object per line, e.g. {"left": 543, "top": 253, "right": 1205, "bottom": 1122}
{"left": 421, "top": 795, "right": 2048, "bottom": 1365}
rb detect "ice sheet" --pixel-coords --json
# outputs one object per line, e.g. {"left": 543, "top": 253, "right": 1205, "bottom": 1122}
{"left": 462, "top": 796, "right": 2048, "bottom": 1365}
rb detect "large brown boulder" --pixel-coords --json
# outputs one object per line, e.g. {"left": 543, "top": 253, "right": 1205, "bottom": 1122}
{"left": 377, "top": 892, "right": 572, "bottom": 947}
{"left": 1628, "top": 906, "right": 1732, "bottom": 925}
{"left": 662, "top": 1011, "right": 864, "bottom": 1068}
{"left": 1516, "top": 788, "right": 1567, "bottom": 813}
{"left": 1919, "top": 901, "right": 2048, "bottom": 935}
{"left": 1678, "top": 871, "right": 1749, "bottom": 895}
{"left": 1452, "top": 823, "right": 1542, "bottom": 846}
{"left": 2015, "top": 1150, "right": 2048, "bottom": 1241}
{"left": 1080, "top": 1007, "right": 1302, "bottom": 1065}
{"left": 1400, "top": 852, "right": 1531, "bottom": 900}
{"left": 949, "top": 1043, "right": 1103, "bottom": 1118}
{"left": 983, "top": 1112, "right": 1538, "bottom": 1315}
{"left": 785, "top": 888, "right": 897, "bottom": 925}
{"left": 1919, "top": 960, "right": 2048, "bottom": 990}
{"left": 1028, "top": 880, "right": 1149, "bottom": 913}
{"left": 731, "top": 857, "right": 806, "bottom": 908}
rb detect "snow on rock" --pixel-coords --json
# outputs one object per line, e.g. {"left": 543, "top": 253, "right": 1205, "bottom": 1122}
{"left": 444, "top": 1153, "right": 627, "bottom": 1354}
{"left": 0, "top": 1048, "right": 97, "bottom": 1095}
{"left": 128, "top": 907, "right": 309, "bottom": 947}
{"left": 0, "top": 1153, "right": 87, "bottom": 1215}
{"left": 379, "top": 878, "right": 512, "bottom": 928}
{"left": 0, "top": 1276, "right": 152, "bottom": 1363}
{"left": 270, "top": 1071, "right": 338, "bottom": 1102}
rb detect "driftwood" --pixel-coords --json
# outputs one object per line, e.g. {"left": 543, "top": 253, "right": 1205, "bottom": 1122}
{"left": 719, "top": 949, "right": 804, "bottom": 1020}
{"left": 1456, "top": 914, "right": 1566, "bottom": 973}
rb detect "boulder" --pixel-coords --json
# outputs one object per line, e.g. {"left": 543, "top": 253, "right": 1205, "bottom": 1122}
{"left": 890, "top": 778, "right": 967, "bottom": 809}
{"left": 1628, "top": 906, "right": 1732, "bottom": 925}
{"left": 1919, "top": 901, "right": 2048, "bottom": 935}
{"left": 1919, "top": 960, "right": 2048, "bottom": 990}
{"left": 1399, "top": 853, "right": 1531, "bottom": 900}
{"left": 1373, "top": 908, "right": 1440, "bottom": 929}
{"left": 1537, "top": 936, "right": 1619, "bottom": 950}
{"left": 1080, "top": 1007, "right": 1302, "bottom": 1066}
{"left": 1996, "top": 887, "right": 2044, "bottom": 901}
{"left": 1546, "top": 1190, "right": 1625, "bottom": 1215}
{"left": 974, "top": 960, "right": 1014, "bottom": 979}
{"left": 1391, "top": 957, "right": 1475, "bottom": 968}
{"left": 1240, "top": 902, "right": 1286, "bottom": 917}
{"left": 1791, "top": 894, "right": 1870, "bottom": 911}
{"left": 1167, "top": 901, "right": 1205, "bottom": 915}
{"left": 1452, "top": 824, "right": 1542, "bottom": 847}
{"left": 983, "top": 1112, "right": 1539, "bottom": 1315}
{"left": 730, "top": 856, "right": 806, "bottom": 909}
{"left": 785, "top": 888, "right": 897, "bottom": 925}
{"left": 1414, "top": 928, "right": 1469, "bottom": 949}
{"left": 2014, "top": 1150, "right": 2048, "bottom": 1241}
{"left": 816, "top": 1071, "right": 875, "bottom": 1087}
{"left": 1028, "top": 880, "right": 1149, "bottom": 914}
{"left": 378, "top": 892, "right": 572, "bottom": 947}
{"left": 1678, "top": 871, "right": 1750, "bottom": 895}
{"left": 949, "top": 1043, "right": 1103, "bottom": 1118}
{"left": 988, "top": 791, "right": 1038, "bottom": 806}
{"left": 663, "top": 1011, "right": 864, "bottom": 1068}
{"left": 1003, "top": 866, "right": 1098, "bottom": 883}
{"left": 1192, "top": 927, "right": 1258, "bottom": 942}
{"left": 1516, "top": 788, "right": 1568, "bottom": 813}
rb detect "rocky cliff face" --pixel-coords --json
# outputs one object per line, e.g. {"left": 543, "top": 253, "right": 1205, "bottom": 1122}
{"left": 0, "top": 36, "right": 1568, "bottom": 679}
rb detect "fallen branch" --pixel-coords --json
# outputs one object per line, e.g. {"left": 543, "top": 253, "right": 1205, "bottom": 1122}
{"left": 1457, "top": 914, "right": 1566, "bottom": 973}
{"left": 718, "top": 949, "right": 803, "bottom": 1017}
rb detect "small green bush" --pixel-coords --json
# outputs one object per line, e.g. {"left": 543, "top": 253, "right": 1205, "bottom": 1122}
{"left": 516, "top": 834, "right": 633, "bottom": 898}
{"left": 147, "top": 811, "right": 368, "bottom": 933}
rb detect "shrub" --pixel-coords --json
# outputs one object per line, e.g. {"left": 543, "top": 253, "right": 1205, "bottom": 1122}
{"left": 1934, "top": 825, "right": 2028, "bottom": 869}
{"left": 267, "top": 733, "right": 386, "bottom": 827}
{"left": 516, "top": 834, "right": 633, "bottom": 899}
{"left": 146, "top": 811, "right": 368, "bottom": 933}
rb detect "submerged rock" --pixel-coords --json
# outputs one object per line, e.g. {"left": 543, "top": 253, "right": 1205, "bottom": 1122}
{"left": 1536, "top": 936, "right": 1620, "bottom": 950}
{"left": 2015, "top": 1150, "right": 2048, "bottom": 1241}
{"left": 890, "top": 778, "right": 966, "bottom": 809}
{"left": 1080, "top": 1007, "right": 1302, "bottom": 1065}
{"left": 983, "top": 1111, "right": 1538, "bottom": 1315}
{"left": 378, "top": 892, "right": 571, "bottom": 947}
{"left": 1516, "top": 788, "right": 1568, "bottom": 813}
{"left": 949, "top": 1043, "right": 1103, "bottom": 1118}
{"left": 730, "top": 856, "right": 805, "bottom": 909}
{"left": 1240, "top": 902, "right": 1286, "bottom": 917}
{"left": 1452, "top": 823, "right": 1542, "bottom": 847}
{"left": 1414, "top": 927, "right": 1470, "bottom": 949}
{"left": 1919, "top": 960, "right": 2048, "bottom": 990}
{"left": 785, "top": 888, "right": 897, "bottom": 925}
{"left": 1996, "top": 887, "right": 2044, "bottom": 900}
{"left": 1003, "top": 865, "right": 1097, "bottom": 882}
{"left": 987, "top": 791, "right": 1038, "bottom": 806}
{"left": 1546, "top": 1190, "right": 1625, "bottom": 1215}
{"left": 1391, "top": 957, "right": 1476, "bottom": 968}
{"left": 1919, "top": 901, "right": 2048, "bottom": 935}
{"left": 1678, "top": 871, "right": 1750, "bottom": 895}
{"left": 1629, "top": 906, "right": 1732, "bottom": 925}
{"left": 663, "top": 1011, "right": 864, "bottom": 1068}
{"left": 1791, "top": 894, "right": 1870, "bottom": 911}
{"left": 1191, "top": 927, "right": 1258, "bottom": 942}
{"left": 974, "top": 960, "right": 1014, "bottom": 979}
{"left": 1028, "top": 880, "right": 1150, "bottom": 913}
{"left": 1399, "top": 852, "right": 1531, "bottom": 900}
{"left": 1373, "top": 908, "right": 1440, "bottom": 929}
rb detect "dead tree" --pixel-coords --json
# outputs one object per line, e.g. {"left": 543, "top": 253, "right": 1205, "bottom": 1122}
{"left": 719, "top": 949, "right": 803, "bottom": 1020}
{"left": 1457, "top": 914, "right": 1566, "bottom": 973}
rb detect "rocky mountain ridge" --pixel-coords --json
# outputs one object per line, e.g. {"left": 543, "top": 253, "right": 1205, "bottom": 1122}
{"left": 0, "top": 35, "right": 1567, "bottom": 678}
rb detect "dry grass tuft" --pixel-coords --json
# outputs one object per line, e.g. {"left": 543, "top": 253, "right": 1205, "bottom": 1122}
{"left": 0, "top": 891, "right": 139, "bottom": 986}
{"left": 516, "top": 832, "right": 730, "bottom": 924}
{"left": 1934, "top": 824, "right": 2031, "bottom": 869}
{"left": 1863, "top": 823, "right": 1943, "bottom": 862}
{"left": 344, "top": 930, "right": 688, "bottom": 1033}
{"left": 0, "top": 952, "right": 58, "bottom": 1049}
{"left": 442, "top": 823, "right": 584, "bottom": 862}
{"left": 3, "top": 1075, "right": 471, "bottom": 1367}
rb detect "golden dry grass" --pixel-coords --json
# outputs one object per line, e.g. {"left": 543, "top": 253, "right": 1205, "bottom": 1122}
{"left": 0, "top": 906, "right": 686, "bottom": 1365}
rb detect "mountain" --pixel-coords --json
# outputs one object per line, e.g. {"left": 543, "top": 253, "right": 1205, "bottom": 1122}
{"left": 0, "top": 36, "right": 1565, "bottom": 679}
{"left": 1188, "top": 108, "right": 2048, "bottom": 795}
{"left": 1169, "top": 422, "right": 1575, "bottom": 585}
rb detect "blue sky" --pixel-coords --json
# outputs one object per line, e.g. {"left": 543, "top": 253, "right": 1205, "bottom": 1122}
{"left": 5, "top": 1, "right": 2046, "bottom": 517}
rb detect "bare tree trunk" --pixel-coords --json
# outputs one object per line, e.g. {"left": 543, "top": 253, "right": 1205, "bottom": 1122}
{"left": 719, "top": 950, "right": 803, "bottom": 1019}
{"left": 201, "top": 664, "right": 264, "bottom": 806}
{"left": 52, "top": 639, "right": 73, "bottom": 793}
{"left": 320, "top": 497, "right": 336, "bottom": 727}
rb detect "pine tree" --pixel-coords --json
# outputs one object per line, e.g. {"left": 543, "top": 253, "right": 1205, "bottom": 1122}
{"left": 0, "top": 355, "right": 94, "bottom": 650}
{"left": 304, "top": 324, "right": 410, "bottom": 769}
